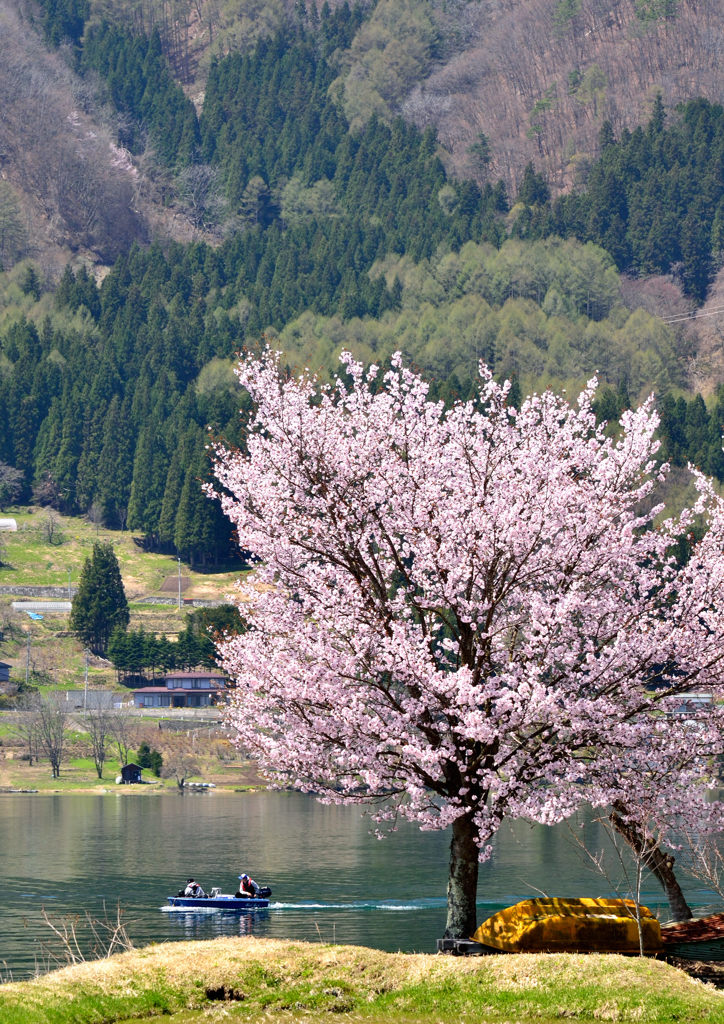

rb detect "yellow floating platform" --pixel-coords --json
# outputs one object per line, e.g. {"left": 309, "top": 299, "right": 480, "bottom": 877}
{"left": 471, "top": 897, "right": 663, "bottom": 954}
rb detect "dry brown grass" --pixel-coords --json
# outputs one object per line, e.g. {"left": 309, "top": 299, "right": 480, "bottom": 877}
{"left": 1, "top": 936, "right": 722, "bottom": 1024}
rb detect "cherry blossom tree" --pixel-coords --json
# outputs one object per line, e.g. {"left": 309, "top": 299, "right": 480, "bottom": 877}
{"left": 211, "top": 349, "right": 724, "bottom": 938}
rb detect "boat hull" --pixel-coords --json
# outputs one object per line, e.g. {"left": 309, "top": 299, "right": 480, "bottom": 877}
{"left": 661, "top": 913, "right": 724, "bottom": 962}
{"left": 167, "top": 895, "right": 270, "bottom": 910}
{"left": 471, "top": 897, "right": 663, "bottom": 955}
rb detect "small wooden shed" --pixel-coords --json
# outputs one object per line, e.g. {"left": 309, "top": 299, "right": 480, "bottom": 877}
{"left": 120, "top": 763, "right": 143, "bottom": 784}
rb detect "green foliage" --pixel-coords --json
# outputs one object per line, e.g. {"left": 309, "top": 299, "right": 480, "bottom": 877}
{"left": 573, "top": 65, "right": 607, "bottom": 116}
{"left": 528, "top": 86, "right": 558, "bottom": 139}
{"left": 20, "top": 267, "right": 42, "bottom": 302}
{"left": 69, "top": 541, "right": 129, "bottom": 654}
{"left": 185, "top": 603, "right": 246, "bottom": 655}
{"left": 635, "top": 0, "right": 677, "bottom": 21}
{"left": 280, "top": 176, "right": 339, "bottom": 227}
{"left": 468, "top": 133, "right": 491, "bottom": 173}
{"left": 278, "top": 238, "right": 682, "bottom": 403}
{"left": 553, "top": 0, "right": 582, "bottom": 35}
{"left": 4, "top": 15, "right": 723, "bottom": 571}
{"left": 657, "top": 388, "right": 724, "bottom": 479}
{"left": 517, "top": 163, "right": 550, "bottom": 206}
{"left": 0, "top": 17, "right": 509, "bottom": 564}
{"left": 136, "top": 740, "right": 163, "bottom": 776}
{"left": 334, "top": 0, "right": 439, "bottom": 128}
{"left": 80, "top": 23, "right": 200, "bottom": 166}
{"left": 107, "top": 605, "right": 241, "bottom": 680}
{"left": 549, "top": 97, "right": 724, "bottom": 299}
{"left": 36, "top": 0, "right": 89, "bottom": 47}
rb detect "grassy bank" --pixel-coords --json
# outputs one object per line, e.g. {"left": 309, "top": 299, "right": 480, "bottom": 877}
{"left": 0, "top": 507, "right": 243, "bottom": 598}
{"left": 1, "top": 938, "right": 723, "bottom": 1024}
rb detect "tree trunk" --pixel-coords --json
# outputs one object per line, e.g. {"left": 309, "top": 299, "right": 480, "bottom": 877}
{"left": 610, "top": 805, "right": 693, "bottom": 922}
{"left": 444, "top": 814, "right": 479, "bottom": 939}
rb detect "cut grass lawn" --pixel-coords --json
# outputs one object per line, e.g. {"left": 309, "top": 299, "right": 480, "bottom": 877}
{"left": 0, "top": 938, "right": 722, "bottom": 1024}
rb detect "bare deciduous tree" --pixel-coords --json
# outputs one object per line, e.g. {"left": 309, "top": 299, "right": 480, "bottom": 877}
{"left": 400, "top": 0, "right": 724, "bottom": 194}
{"left": 678, "top": 829, "right": 724, "bottom": 903}
{"left": 0, "top": 182, "right": 26, "bottom": 268}
{"left": 40, "top": 511, "right": 64, "bottom": 546}
{"left": 36, "top": 695, "right": 69, "bottom": 778}
{"left": 0, "top": 462, "right": 24, "bottom": 508}
{"left": 109, "top": 706, "right": 140, "bottom": 768}
{"left": 161, "top": 750, "right": 200, "bottom": 790}
{"left": 567, "top": 808, "right": 668, "bottom": 955}
{"left": 609, "top": 800, "right": 692, "bottom": 922}
{"left": 9, "top": 695, "right": 43, "bottom": 765}
{"left": 177, "top": 164, "right": 225, "bottom": 232}
{"left": 0, "top": 4, "right": 146, "bottom": 264}
{"left": 84, "top": 706, "right": 113, "bottom": 779}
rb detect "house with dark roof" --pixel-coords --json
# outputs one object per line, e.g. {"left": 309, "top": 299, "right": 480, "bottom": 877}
{"left": 131, "top": 671, "right": 228, "bottom": 709}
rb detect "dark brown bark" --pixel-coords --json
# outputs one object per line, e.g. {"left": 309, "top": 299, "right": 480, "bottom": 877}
{"left": 444, "top": 813, "right": 479, "bottom": 939}
{"left": 610, "top": 803, "right": 693, "bottom": 922}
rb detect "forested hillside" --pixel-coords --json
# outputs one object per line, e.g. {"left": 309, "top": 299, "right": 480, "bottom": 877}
{"left": 2, "top": 0, "right": 724, "bottom": 567}
{"left": 407, "top": 0, "right": 724, "bottom": 194}
{"left": 29, "top": 0, "right": 724, "bottom": 196}
{"left": 538, "top": 98, "right": 724, "bottom": 302}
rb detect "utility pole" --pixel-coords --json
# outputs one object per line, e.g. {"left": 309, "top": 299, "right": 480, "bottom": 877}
{"left": 84, "top": 649, "right": 89, "bottom": 711}
{"left": 178, "top": 557, "right": 182, "bottom": 611}
{"left": 67, "top": 567, "right": 72, "bottom": 602}
{"left": 25, "top": 629, "right": 30, "bottom": 686}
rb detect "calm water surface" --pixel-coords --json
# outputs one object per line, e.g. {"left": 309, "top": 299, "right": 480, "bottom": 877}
{"left": 1, "top": 791, "right": 721, "bottom": 979}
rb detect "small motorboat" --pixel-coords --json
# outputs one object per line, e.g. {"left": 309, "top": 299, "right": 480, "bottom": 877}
{"left": 166, "top": 884, "right": 272, "bottom": 911}
{"left": 470, "top": 897, "right": 663, "bottom": 955}
{"left": 661, "top": 913, "right": 724, "bottom": 961}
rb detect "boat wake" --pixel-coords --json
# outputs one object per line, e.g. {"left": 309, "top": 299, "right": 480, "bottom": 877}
{"left": 268, "top": 899, "right": 446, "bottom": 912}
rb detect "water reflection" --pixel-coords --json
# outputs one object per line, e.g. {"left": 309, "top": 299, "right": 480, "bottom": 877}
{"left": 1, "top": 791, "right": 721, "bottom": 980}
{"left": 165, "top": 908, "right": 269, "bottom": 940}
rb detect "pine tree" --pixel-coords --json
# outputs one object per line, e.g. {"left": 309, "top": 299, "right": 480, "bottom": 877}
{"left": 69, "top": 541, "right": 130, "bottom": 654}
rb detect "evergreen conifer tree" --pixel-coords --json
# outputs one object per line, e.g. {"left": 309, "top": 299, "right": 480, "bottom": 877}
{"left": 69, "top": 541, "right": 130, "bottom": 654}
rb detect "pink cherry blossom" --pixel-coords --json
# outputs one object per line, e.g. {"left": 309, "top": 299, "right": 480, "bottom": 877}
{"left": 210, "top": 349, "right": 724, "bottom": 938}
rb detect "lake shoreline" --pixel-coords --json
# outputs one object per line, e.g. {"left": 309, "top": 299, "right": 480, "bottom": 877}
{"left": 0, "top": 782, "right": 262, "bottom": 794}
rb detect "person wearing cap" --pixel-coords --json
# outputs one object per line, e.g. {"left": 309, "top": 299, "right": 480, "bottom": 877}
{"left": 184, "top": 878, "right": 206, "bottom": 897}
{"left": 237, "top": 873, "right": 260, "bottom": 897}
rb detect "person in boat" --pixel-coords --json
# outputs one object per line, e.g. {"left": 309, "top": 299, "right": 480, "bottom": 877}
{"left": 236, "top": 873, "right": 261, "bottom": 898}
{"left": 183, "top": 878, "right": 207, "bottom": 898}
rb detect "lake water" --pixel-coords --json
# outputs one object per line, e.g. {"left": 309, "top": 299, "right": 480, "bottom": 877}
{"left": 1, "top": 791, "right": 722, "bottom": 980}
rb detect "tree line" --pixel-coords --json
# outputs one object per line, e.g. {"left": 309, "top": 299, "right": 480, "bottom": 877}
{"left": 108, "top": 604, "right": 244, "bottom": 682}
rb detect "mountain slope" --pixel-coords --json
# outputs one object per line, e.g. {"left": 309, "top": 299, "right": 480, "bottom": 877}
{"left": 0, "top": 1, "right": 147, "bottom": 270}
{"left": 400, "top": 0, "right": 724, "bottom": 194}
